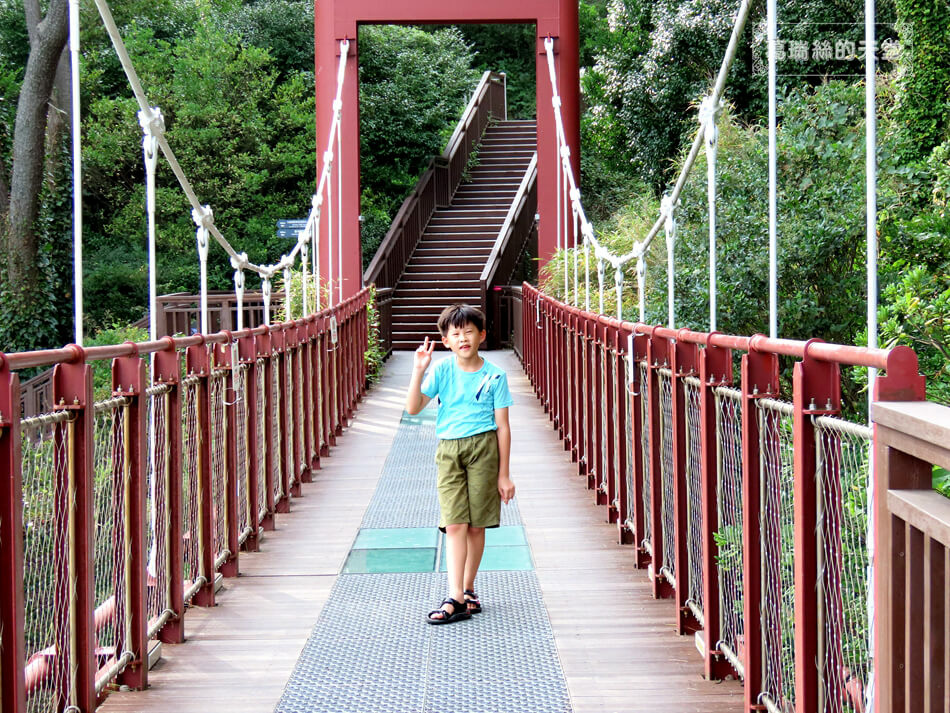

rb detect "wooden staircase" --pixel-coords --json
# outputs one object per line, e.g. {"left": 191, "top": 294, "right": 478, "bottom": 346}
{"left": 390, "top": 120, "right": 536, "bottom": 349}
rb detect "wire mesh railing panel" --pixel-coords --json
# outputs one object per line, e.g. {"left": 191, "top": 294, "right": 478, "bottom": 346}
{"left": 272, "top": 357, "right": 283, "bottom": 501}
{"left": 715, "top": 387, "right": 744, "bottom": 668}
{"left": 234, "top": 365, "right": 250, "bottom": 539}
{"left": 182, "top": 380, "right": 202, "bottom": 596}
{"left": 21, "top": 414, "right": 71, "bottom": 713}
{"left": 624, "top": 356, "right": 635, "bottom": 527}
{"left": 92, "top": 400, "right": 128, "bottom": 665}
{"left": 684, "top": 377, "right": 704, "bottom": 625}
{"left": 285, "top": 352, "right": 295, "bottom": 484}
{"left": 758, "top": 399, "right": 796, "bottom": 711}
{"left": 256, "top": 359, "right": 267, "bottom": 521}
{"left": 145, "top": 386, "right": 170, "bottom": 635}
{"left": 294, "top": 349, "right": 305, "bottom": 482}
{"left": 815, "top": 416, "right": 873, "bottom": 713}
{"left": 639, "top": 362, "right": 652, "bottom": 549}
{"left": 657, "top": 369, "right": 676, "bottom": 580}
{"left": 209, "top": 372, "right": 228, "bottom": 559}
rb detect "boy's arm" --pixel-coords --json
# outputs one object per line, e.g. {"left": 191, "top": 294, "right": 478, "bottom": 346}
{"left": 495, "top": 407, "right": 515, "bottom": 503}
{"left": 405, "top": 337, "right": 434, "bottom": 415}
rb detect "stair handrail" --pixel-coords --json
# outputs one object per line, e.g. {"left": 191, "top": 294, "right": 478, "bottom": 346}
{"left": 363, "top": 70, "right": 506, "bottom": 291}
{"left": 480, "top": 152, "right": 538, "bottom": 314}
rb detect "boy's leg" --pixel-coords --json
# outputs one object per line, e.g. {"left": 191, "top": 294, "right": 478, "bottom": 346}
{"left": 464, "top": 526, "right": 486, "bottom": 592}
{"left": 441, "top": 523, "right": 469, "bottom": 612}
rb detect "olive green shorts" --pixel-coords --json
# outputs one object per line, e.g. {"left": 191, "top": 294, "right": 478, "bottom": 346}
{"left": 435, "top": 430, "right": 501, "bottom": 531}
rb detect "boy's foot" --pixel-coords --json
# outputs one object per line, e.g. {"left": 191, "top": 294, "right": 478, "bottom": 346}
{"left": 426, "top": 597, "right": 471, "bottom": 625}
{"left": 463, "top": 589, "right": 482, "bottom": 614}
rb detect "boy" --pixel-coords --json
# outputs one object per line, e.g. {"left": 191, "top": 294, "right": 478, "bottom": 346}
{"left": 404, "top": 304, "right": 515, "bottom": 624}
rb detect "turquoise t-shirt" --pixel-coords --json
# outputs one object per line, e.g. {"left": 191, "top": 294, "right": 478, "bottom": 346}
{"left": 421, "top": 356, "right": 513, "bottom": 440}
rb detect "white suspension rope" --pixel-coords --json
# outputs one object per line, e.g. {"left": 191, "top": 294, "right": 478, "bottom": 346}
{"left": 701, "top": 96, "right": 721, "bottom": 332}
{"left": 231, "top": 254, "right": 248, "bottom": 332}
{"left": 92, "top": 0, "right": 352, "bottom": 310}
{"left": 768, "top": 0, "right": 779, "bottom": 339}
{"left": 336, "top": 108, "right": 344, "bottom": 305}
{"left": 69, "top": 0, "right": 83, "bottom": 345}
{"left": 283, "top": 263, "right": 293, "bottom": 321}
{"left": 193, "top": 206, "right": 212, "bottom": 334}
{"left": 262, "top": 276, "right": 272, "bottom": 326}
{"left": 637, "top": 256, "right": 646, "bottom": 322}
{"left": 572, "top": 203, "right": 580, "bottom": 306}
{"left": 139, "top": 108, "right": 163, "bottom": 343}
{"left": 662, "top": 193, "right": 676, "bottom": 329}
{"left": 301, "top": 239, "right": 310, "bottom": 316}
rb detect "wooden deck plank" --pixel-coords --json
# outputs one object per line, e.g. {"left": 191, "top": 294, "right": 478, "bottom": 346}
{"left": 98, "top": 350, "right": 743, "bottom": 713}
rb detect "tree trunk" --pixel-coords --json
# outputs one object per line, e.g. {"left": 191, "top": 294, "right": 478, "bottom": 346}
{"left": 3, "top": 0, "right": 69, "bottom": 294}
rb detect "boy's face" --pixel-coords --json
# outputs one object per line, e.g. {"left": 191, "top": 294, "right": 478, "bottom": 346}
{"left": 441, "top": 321, "right": 486, "bottom": 358}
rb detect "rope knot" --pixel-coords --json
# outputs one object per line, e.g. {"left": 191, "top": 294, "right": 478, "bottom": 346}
{"left": 230, "top": 252, "right": 249, "bottom": 272}
{"left": 137, "top": 107, "right": 165, "bottom": 138}
{"left": 191, "top": 205, "right": 214, "bottom": 231}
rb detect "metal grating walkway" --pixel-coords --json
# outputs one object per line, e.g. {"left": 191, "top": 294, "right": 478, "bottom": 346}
{"left": 274, "top": 402, "right": 572, "bottom": 713}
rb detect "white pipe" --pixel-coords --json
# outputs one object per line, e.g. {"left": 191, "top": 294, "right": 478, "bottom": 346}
{"left": 262, "top": 277, "right": 272, "bottom": 326}
{"left": 637, "top": 257, "right": 646, "bottom": 323}
{"left": 194, "top": 209, "right": 211, "bottom": 334}
{"left": 313, "top": 194, "right": 322, "bottom": 311}
{"left": 336, "top": 110, "right": 343, "bottom": 305}
{"left": 702, "top": 97, "right": 720, "bottom": 332}
{"left": 768, "top": 0, "right": 779, "bottom": 339}
{"left": 302, "top": 240, "right": 310, "bottom": 315}
{"left": 69, "top": 0, "right": 83, "bottom": 345}
{"left": 284, "top": 265, "right": 292, "bottom": 321}
{"left": 326, "top": 149, "right": 334, "bottom": 306}
{"left": 234, "top": 268, "right": 245, "bottom": 332}
{"left": 139, "top": 109, "right": 161, "bottom": 343}
{"left": 662, "top": 194, "right": 675, "bottom": 329}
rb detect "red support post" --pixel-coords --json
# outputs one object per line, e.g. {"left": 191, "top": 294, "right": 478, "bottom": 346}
{"left": 556, "top": 306, "right": 566, "bottom": 440}
{"left": 320, "top": 316, "right": 333, "bottom": 452}
{"left": 582, "top": 314, "right": 595, "bottom": 485}
{"left": 697, "top": 338, "right": 736, "bottom": 680}
{"left": 646, "top": 333, "right": 673, "bottom": 599}
{"left": 596, "top": 321, "right": 612, "bottom": 510}
{"left": 671, "top": 335, "right": 699, "bottom": 634}
{"left": 615, "top": 326, "right": 633, "bottom": 544}
{"left": 300, "top": 322, "right": 315, "bottom": 481}
{"left": 0, "top": 356, "right": 26, "bottom": 713}
{"left": 238, "top": 334, "right": 261, "bottom": 552}
{"left": 52, "top": 353, "right": 97, "bottom": 712}
{"left": 185, "top": 344, "right": 216, "bottom": 607}
{"left": 566, "top": 312, "right": 579, "bottom": 461}
{"left": 153, "top": 346, "right": 184, "bottom": 643}
{"left": 112, "top": 352, "right": 149, "bottom": 689}
{"left": 271, "top": 328, "right": 291, "bottom": 514}
{"left": 740, "top": 345, "right": 779, "bottom": 712}
{"left": 286, "top": 329, "right": 302, "bottom": 499}
{"left": 792, "top": 339, "right": 840, "bottom": 713}
{"left": 214, "top": 340, "right": 240, "bottom": 579}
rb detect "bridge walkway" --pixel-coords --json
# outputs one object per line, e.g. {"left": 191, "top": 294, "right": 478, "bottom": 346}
{"left": 97, "top": 352, "right": 743, "bottom": 713}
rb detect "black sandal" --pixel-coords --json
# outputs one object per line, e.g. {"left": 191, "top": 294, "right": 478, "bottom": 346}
{"left": 464, "top": 589, "right": 482, "bottom": 614}
{"left": 426, "top": 597, "right": 471, "bottom": 625}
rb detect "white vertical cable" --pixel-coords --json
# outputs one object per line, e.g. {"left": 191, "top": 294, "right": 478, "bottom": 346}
{"left": 193, "top": 206, "right": 213, "bottom": 334}
{"left": 301, "top": 238, "right": 310, "bottom": 316}
{"left": 613, "top": 264, "right": 623, "bottom": 320}
{"left": 562, "top": 147, "right": 571, "bottom": 302}
{"left": 768, "top": 0, "right": 779, "bottom": 339}
{"left": 864, "top": 1, "right": 878, "bottom": 709}
{"left": 138, "top": 109, "right": 162, "bottom": 343}
{"left": 637, "top": 256, "right": 646, "bottom": 323}
{"left": 584, "top": 234, "right": 591, "bottom": 312}
{"left": 701, "top": 96, "right": 720, "bottom": 332}
{"left": 231, "top": 254, "right": 247, "bottom": 332}
{"left": 313, "top": 194, "right": 322, "bottom": 311}
{"left": 262, "top": 276, "right": 272, "bottom": 326}
{"left": 284, "top": 263, "right": 293, "bottom": 321}
{"left": 662, "top": 194, "right": 676, "bottom": 329}
{"left": 555, "top": 120, "right": 563, "bottom": 298}
{"left": 69, "top": 0, "right": 83, "bottom": 345}
{"left": 573, "top": 208, "right": 580, "bottom": 306}
{"left": 326, "top": 149, "right": 334, "bottom": 306}
{"left": 597, "top": 257, "right": 605, "bottom": 316}
{"left": 336, "top": 109, "right": 343, "bottom": 305}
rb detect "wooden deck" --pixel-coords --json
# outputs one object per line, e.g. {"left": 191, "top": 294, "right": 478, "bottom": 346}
{"left": 98, "top": 350, "right": 743, "bottom": 713}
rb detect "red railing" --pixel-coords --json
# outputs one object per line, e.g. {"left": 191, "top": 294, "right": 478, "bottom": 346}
{"left": 0, "top": 289, "right": 370, "bottom": 713}
{"left": 520, "top": 284, "right": 929, "bottom": 713}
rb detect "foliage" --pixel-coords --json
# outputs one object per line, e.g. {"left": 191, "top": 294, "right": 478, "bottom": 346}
{"left": 892, "top": 0, "right": 950, "bottom": 160}
{"left": 218, "top": 0, "right": 315, "bottom": 78}
{"left": 456, "top": 24, "right": 537, "bottom": 119}
{"left": 364, "top": 285, "right": 385, "bottom": 383}
{"left": 358, "top": 25, "right": 479, "bottom": 267}
{"left": 85, "top": 323, "right": 150, "bottom": 401}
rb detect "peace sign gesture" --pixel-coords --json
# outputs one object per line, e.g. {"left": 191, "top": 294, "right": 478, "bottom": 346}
{"left": 413, "top": 336, "right": 435, "bottom": 372}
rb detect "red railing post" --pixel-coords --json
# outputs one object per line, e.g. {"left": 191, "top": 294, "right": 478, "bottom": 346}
{"left": 0, "top": 356, "right": 26, "bottom": 713}
{"left": 153, "top": 345, "right": 184, "bottom": 642}
{"left": 257, "top": 329, "right": 277, "bottom": 531}
{"left": 610, "top": 321, "right": 627, "bottom": 531}
{"left": 594, "top": 318, "right": 611, "bottom": 509}
{"left": 582, "top": 313, "right": 595, "bottom": 487}
{"left": 185, "top": 344, "right": 216, "bottom": 607}
{"left": 740, "top": 343, "right": 779, "bottom": 711}
{"left": 565, "top": 310, "right": 578, "bottom": 461}
{"left": 238, "top": 333, "right": 261, "bottom": 552}
{"left": 286, "top": 326, "right": 302, "bottom": 499}
{"left": 52, "top": 350, "right": 97, "bottom": 712}
{"left": 555, "top": 305, "right": 566, "bottom": 441}
{"left": 671, "top": 334, "right": 700, "bottom": 634}
{"left": 646, "top": 333, "right": 673, "bottom": 599}
{"left": 697, "top": 337, "right": 736, "bottom": 680}
{"left": 792, "top": 339, "right": 841, "bottom": 713}
{"left": 271, "top": 327, "right": 291, "bottom": 513}
{"left": 320, "top": 314, "right": 333, "bottom": 453}
{"left": 214, "top": 338, "right": 240, "bottom": 578}
{"left": 112, "top": 350, "right": 149, "bottom": 689}
{"left": 310, "top": 318, "right": 324, "bottom": 467}
{"left": 628, "top": 333, "right": 651, "bottom": 568}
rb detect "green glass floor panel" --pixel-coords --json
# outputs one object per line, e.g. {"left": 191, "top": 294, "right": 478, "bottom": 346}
{"left": 353, "top": 527, "right": 438, "bottom": 549}
{"left": 400, "top": 408, "right": 438, "bottom": 425}
{"left": 484, "top": 525, "right": 527, "bottom": 546}
{"left": 439, "top": 544, "right": 533, "bottom": 572}
{"left": 342, "top": 548, "right": 436, "bottom": 574}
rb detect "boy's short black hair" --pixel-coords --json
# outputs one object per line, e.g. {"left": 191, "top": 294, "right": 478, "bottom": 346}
{"left": 437, "top": 304, "right": 485, "bottom": 336}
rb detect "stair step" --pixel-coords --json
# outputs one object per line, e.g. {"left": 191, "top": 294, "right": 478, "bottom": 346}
{"left": 425, "top": 220, "right": 503, "bottom": 230}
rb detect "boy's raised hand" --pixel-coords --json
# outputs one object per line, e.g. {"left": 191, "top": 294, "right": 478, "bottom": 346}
{"left": 414, "top": 336, "right": 435, "bottom": 372}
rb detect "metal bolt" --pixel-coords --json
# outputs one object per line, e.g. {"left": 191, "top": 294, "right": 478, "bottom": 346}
{"left": 753, "top": 384, "right": 759, "bottom": 395}
{"left": 59, "top": 398, "right": 66, "bottom": 406}
{"left": 809, "top": 398, "right": 817, "bottom": 410}
{"left": 73, "top": 398, "right": 79, "bottom": 406}
{"left": 826, "top": 398, "right": 833, "bottom": 410}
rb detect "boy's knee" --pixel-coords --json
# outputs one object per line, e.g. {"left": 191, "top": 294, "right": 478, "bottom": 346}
{"left": 468, "top": 526, "right": 485, "bottom": 535}
{"left": 445, "top": 523, "right": 468, "bottom": 535}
